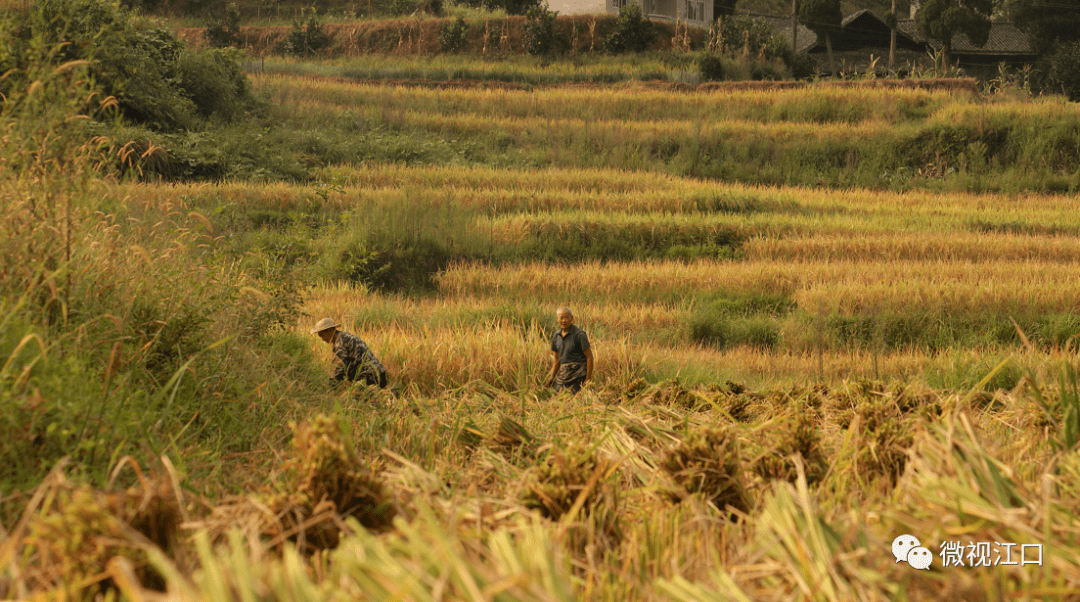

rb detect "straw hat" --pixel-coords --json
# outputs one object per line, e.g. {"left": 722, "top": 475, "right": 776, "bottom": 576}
{"left": 310, "top": 318, "right": 340, "bottom": 334}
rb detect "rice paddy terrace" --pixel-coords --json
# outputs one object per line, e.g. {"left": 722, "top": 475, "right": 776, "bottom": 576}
{"left": 6, "top": 57, "right": 1080, "bottom": 601}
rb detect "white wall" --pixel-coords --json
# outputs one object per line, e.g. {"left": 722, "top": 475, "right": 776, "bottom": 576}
{"left": 546, "top": 0, "right": 607, "bottom": 15}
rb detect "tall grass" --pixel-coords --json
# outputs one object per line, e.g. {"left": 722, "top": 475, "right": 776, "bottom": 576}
{"left": 0, "top": 34, "right": 329, "bottom": 496}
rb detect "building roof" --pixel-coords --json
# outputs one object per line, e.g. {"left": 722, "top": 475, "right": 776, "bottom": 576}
{"left": 754, "top": 10, "right": 1034, "bottom": 57}
{"left": 925, "top": 20, "right": 1033, "bottom": 55}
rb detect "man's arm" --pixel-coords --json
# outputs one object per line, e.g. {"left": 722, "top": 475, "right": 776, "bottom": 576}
{"left": 544, "top": 350, "right": 560, "bottom": 387}
{"left": 583, "top": 347, "right": 594, "bottom": 382}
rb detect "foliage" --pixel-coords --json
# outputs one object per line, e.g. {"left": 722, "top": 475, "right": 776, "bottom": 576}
{"left": 714, "top": 13, "right": 790, "bottom": 61}
{"left": 500, "top": 0, "right": 543, "bottom": 16}
{"left": 1035, "top": 41, "right": 1080, "bottom": 101}
{"left": 883, "top": 9, "right": 897, "bottom": 30}
{"left": 915, "top": 0, "right": 993, "bottom": 59}
{"left": 3, "top": 0, "right": 195, "bottom": 131}
{"left": 1, "top": 0, "right": 262, "bottom": 135}
{"left": 690, "top": 293, "right": 792, "bottom": 349}
{"left": 799, "top": 0, "right": 841, "bottom": 74}
{"left": 1009, "top": 0, "right": 1080, "bottom": 56}
{"left": 282, "top": 9, "right": 332, "bottom": 57}
{"left": 698, "top": 51, "right": 725, "bottom": 81}
{"left": 203, "top": 2, "right": 242, "bottom": 48}
{"left": 176, "top": 48, "right": 264, "bottom": 123}
{"left": 439, "top": 16, "right": 470, "bottom": 53}
{"left": 522, "top": 3, "right": 562, "bottom": 56}
{"left": 604, "top": 2, "right": 655, "bottom": 54}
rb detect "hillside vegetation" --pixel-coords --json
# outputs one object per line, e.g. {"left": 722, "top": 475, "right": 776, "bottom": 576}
{"left": 2, "top": 0, "right": 1080, "bottom": 600}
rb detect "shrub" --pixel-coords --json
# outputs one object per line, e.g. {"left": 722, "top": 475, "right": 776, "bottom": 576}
{"left": 282, "top": 10, "right": 332, "bottom": 57}
{"left": 11, "top": 0, "right": 197, "bottom": 131}
{"left": 1037, "top": 41, "right": 1080, "bottom": 101}
{"left": 175, "top": 48, "right": 261, "bottom": 122}
{"left": 502, "top": 0, "right": 542, "bottom": 15}
{"left": 439, "top": 16, "right": 470, "bottom": 53}
{"left": 698, "top": 52, "right": 725, "bottom": 81}
{"left": 522, "top": 4, "right": 562, "bottom": 56}
{"left": 716, "top": 14, "right": 789, "bottom": 61}
{"left": 203, "top": 2, "right": 242, "bottom": 48}
{"left": 690, "top": 292, "right": 793, "bottom": 348}
{"left": 604, "top": 1, "right": 655, "bottom": 54}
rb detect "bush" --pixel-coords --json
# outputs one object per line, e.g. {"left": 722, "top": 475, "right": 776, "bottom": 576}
{"left": 1037, "top": 41, "right": 1080, "bottom": 101}
{"left": 2, "top": 0, "right": 262, "bottom": 134}
{"left": 785, "top": 51, "right": 817, "bottom": 79}
{"left": 439, "top": 17, "right": 470, "bottom": 53}
{"left": 690, "top": 292, "right": 792, "bottom": 348}
{"left": 282, "top": 10, "right": 332, "bottom": 57}
{"left": 604, "top": 1, "right": 654, "bottom": 54}
{"left": 502, "top": 0, "right": 542, "bottom": 15}
{"left": 715, "top": 14, "right": 789, "bottom": 61}
{"left": 11, "top": 0, "right": 197, "bottom": 131}
{"left": 522, "top": 4, "right": 562, "bottom": 56}
{"left": 698, "top": 52, "right": 725, "bottom": 81}
{"left": 203, "top": 2, "right": 242, "bottom": 48}
{"left": 175, "top": 48, "right": 261, "bottom": 122}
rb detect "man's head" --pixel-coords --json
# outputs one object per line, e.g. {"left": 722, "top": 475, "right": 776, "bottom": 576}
{"left": 310, "top": 318, "right": 339, "bottom": 343}
{"left": 557, "top": 307, "right": 574, "bottom": 331}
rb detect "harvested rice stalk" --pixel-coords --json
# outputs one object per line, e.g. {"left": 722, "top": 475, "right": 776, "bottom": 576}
{"left": 490, "top": 415, "right": 537, "bottom": 457}
{"left": 521, "top": 441, "right": 619, "bottom": 522}
{"left": 753, "top": 411, "right": 827, "bottom": 485}
{"left": 268, "top": 415, "right": 395, "bottom": 550}
{"left": 20, "top": 477, "right": 181, "bottom": 598}
{"left": 660, "top": 426, "right": 749, "bottom": 514}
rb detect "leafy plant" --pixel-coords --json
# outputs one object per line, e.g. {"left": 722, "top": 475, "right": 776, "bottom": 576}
{"left": 282, "top": 9, "right": 332, "bottom": 57}
{"left": 604, "top": 1, "right": 654, "bottom": 54}
{"left": 203, "top": 2, "right": 242, "bottom": 48}
{"left": 698, "top": 51, "right": 725, "bottom": 81}
{"left": 1030, "top": 363, "right": 1080, "bottom": 453}
{"left": 522, "top": 3, "right": 562, "bottom": 56}
{"left": 1036, "top": 41, "right": 1080, "bottom": 101}
{"left": 439, "top": 16, "right": 470, "bottom": 53}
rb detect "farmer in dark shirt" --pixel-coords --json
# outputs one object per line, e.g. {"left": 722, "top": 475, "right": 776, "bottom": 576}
{"left": 544, "top": 307, "right": 594, "bottom": 394}
{"left": 310, "top": 318, "right": 388, "bottom": 388}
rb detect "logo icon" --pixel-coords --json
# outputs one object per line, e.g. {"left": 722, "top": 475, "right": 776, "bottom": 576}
{"left": 907, "top": 546, "right": 933, "bottom": 570}
{"left": 892, "top": 534, "right": 920, "bottom": 564}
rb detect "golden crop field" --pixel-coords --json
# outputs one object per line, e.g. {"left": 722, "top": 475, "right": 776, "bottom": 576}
{"left": 7, "top": 35, "right": 1080, "bottom": 602}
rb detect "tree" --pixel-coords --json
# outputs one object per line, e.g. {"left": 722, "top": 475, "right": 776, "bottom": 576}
{"left": 915, "top": 0, "right": 993, "bottom": 63}
{"left": 1009, "top": 0, "right": 1080, "bottom": 56}
{"left": 1039, "top": 41, "right": 1080, "bottom": 100}
{"left": 605, "top": 1, "right": 654, "bottom": 54}
{"left": 798, "top": 0, "right": 840, "bottom": 76}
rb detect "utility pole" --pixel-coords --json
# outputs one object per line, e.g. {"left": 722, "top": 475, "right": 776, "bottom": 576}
{"left": 888, "top": 0, "right": 896, "bottom": 70}
{"left": 791, "top": 0, "right": 798, "bottom": 54}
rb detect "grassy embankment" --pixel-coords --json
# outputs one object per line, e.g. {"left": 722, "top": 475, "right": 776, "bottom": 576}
{"left": 5, "top": 48, "right": 1080, "bottom": 601}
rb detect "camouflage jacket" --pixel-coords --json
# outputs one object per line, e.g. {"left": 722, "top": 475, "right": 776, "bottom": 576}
{"left": 331, "top": 331, "right": 387, "bottom": 383}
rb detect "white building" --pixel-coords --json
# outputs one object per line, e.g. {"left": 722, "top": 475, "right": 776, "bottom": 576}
{"left": 606, "top": 0, "right": 713, "bottom": 28}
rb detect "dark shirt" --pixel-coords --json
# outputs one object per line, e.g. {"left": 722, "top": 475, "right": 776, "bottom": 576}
{"left": 551, "top": 325, "right": 591, "bottom": 365}
{"left": 331, "top": 331, "right": 386, "bottom": 383}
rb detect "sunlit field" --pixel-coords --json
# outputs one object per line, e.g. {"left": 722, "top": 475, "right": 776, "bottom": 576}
{"left": 5, "top": 33, "right": 1080, "bottom": 601}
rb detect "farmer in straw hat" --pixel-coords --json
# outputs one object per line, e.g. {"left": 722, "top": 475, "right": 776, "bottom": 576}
{"left": 311, "top": 318, "right": 388, "bottom": 388}
{"left": 544, "top": 307, "right": 594, "bottom": 394}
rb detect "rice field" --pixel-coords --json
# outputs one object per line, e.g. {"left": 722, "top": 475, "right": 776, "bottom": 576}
{"left": 10, "top": 64, "right": 1080, "bottom": 601}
